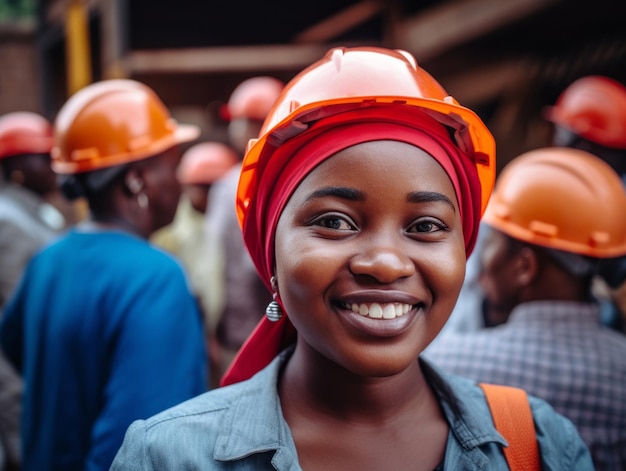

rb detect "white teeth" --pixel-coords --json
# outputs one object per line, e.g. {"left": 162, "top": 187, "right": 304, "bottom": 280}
{"left": 349, "top": 302, "right": 413, "bottom": 319}
{"left": 382, "top": 304, "right": 396, "bottom": 319}
{"left": 369, "top": 304, "right": 383, "bottom": 319}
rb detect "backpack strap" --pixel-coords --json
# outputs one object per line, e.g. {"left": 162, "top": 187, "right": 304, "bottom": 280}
{"left": 479, "top": 383, "right": 541, "bottom": 470}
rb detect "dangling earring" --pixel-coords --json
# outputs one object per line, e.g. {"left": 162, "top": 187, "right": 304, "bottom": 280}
{"left": 137, "top": 192, "right": 149, "bottom": 209}
{"left": 126, "top": 177, "right": 148, "bottom": 209}
{"left": 265, "top": 276, "right": 283, "bottom": 322}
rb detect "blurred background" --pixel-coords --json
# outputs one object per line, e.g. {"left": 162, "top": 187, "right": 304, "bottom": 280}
{"left": 1, "top": 0, "right": 625, "bottom": 168}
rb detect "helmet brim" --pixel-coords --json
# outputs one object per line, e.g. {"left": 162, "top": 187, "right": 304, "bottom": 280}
{"left": 52, "top": 122, "right": 200, "bottom": 174}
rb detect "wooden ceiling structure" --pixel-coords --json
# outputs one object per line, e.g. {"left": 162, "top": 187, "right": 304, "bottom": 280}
{"left": 38, "top": 0, "right": 626, "bottom": 166}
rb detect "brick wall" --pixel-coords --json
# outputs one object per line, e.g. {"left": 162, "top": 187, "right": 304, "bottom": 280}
{"left": 0, "top": 24, "right": 41, "bottom": 115}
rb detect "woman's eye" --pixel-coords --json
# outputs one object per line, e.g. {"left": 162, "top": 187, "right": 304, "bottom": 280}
{"left": 410, "top": 219, "right": 447, "bottom": 233}
{"left": 312, "top": 214, "right": 355, "bottom": 231}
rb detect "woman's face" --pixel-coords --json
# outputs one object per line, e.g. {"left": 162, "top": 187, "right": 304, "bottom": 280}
{"left": 274, "top": 140, "right": 466, "bottom": 377}
{"left": 144, "top": 146, "right": 183, "bottom": 233}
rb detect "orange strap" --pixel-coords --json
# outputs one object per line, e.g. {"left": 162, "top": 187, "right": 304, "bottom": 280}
{"left": 480, "top": 383, "right": 541, "bottom": 470}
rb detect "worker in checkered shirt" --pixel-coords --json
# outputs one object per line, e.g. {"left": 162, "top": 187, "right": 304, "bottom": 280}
{"left": 425, "top": 146, "right": 626, "bottom": 471}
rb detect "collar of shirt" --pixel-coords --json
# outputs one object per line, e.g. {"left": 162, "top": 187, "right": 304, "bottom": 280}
{"left": 212, "top": 349, "right": 506, "bottom": 464}
{"left": 507, "top": 300, "right": 601, "bottom": 328}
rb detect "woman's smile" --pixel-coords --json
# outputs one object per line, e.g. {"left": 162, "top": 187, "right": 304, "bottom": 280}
{"left": 338, "top": 301, "right": 425, "bottom": 337}
{"left": 332, "top": 288, "right": 427, "bottom": 337}
{"left": 346, "top": 301, "right": 412, "bottom": 319}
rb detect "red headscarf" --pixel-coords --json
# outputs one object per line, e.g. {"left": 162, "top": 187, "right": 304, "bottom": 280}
{"left": 222, "top": 105, "right": 482, "bottom": 386}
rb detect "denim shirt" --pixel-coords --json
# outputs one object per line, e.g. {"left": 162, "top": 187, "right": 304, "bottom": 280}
{"left": 111, "top": 351, "right": 593, "bottom": 470}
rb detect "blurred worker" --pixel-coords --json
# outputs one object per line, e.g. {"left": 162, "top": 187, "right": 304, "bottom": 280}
{"left": 0, "top": 79, "right": 208, "bottom": 471}
{"left": 0, "top": 112, "right": 67, "bottom": 471}
{"left": 425, "top": 147, "right": 626, "bottom": 470}
{"left": 207, "top": 76, "right": 285, "bottom": 373}
{"left": 152, "top": 141, "right": 238, "bottom": 386}
{"left": 0, "top": 112, "right": 66, "bottom": 307}
{"left": 444, "top": 74, "right": 626, "bottom": 336}
{"left": 438, "top": 224, "right": 493, "bottom": 334}
{"left": 545, "top": 75, "right": 626, "bottom": 333}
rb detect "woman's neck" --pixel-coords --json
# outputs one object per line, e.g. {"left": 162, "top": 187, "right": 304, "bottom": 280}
{"left": 280, "top": 344, "right": 432, "bottom": 424}
{"left": 86, "top": 214, "right": 147, "bottom": 239}
{"left": 279, "top": 345, "right": 448, "bottom": 471}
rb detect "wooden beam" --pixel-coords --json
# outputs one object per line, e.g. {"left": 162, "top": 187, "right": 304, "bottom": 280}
{"left": 46, "top": 0, "right": 102, "bottom": 24}
{"left": 440, "top": 58, "right": 535, "bottom": 105}
{"left": 125, "top": 43, "right": 372, "bottom": 74}
{"left": 293, "top": 0, "right": 385, "bottom": 43}
{"left": 64, "top": 0, "right": 92, "bottom": 94}
{"left": 395, "top": 0, "right": 561, "bottom": 61}
{"left": 100, "top": 0, "right": 129, "bottom": 78}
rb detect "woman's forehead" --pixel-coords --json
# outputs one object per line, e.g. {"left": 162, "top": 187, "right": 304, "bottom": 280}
{"left": 297, "top": 140, "right": 456, "bottom": 192}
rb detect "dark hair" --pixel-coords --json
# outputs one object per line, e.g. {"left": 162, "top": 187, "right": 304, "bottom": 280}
{"left": 553, "top": 126, "right": 626, "bottom": 176}
{"left": 59, "top": 164, "right": 130, "bottom": 201}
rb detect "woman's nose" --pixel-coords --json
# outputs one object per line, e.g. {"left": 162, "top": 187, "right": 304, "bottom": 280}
{"left": 349, "top": 244, "right": 415, "bottom": 283}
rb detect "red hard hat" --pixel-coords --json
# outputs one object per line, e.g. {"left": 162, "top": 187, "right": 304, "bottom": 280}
{"left": 177, "top": 142, "right": 238, "bottom": 184}
{"left": 225, "top": 76, "right": 285, "bottom": 121}
{"left": 545, "top": 75, "right": 626, "bottom": 149}
{"left": 0, "top": 112, "right": 54, "bottom": 160}
{"left": 237, "top": 46, "right": 496, "bottom": 228}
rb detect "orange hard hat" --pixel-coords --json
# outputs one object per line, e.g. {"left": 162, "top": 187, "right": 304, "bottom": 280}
{"left": 51, "top": 79, "right": 200, "bottom": 174}
{"left": 225, "top": 76, "right": 285, "bottom": 121}
{"left": 177, "top": 142, "right": 238, "bottom": 184}
{"left": 483, "top": 147, "right": 626, "bottom": 258}
{"left": 545, "top": 75, "right": 626, "bottom": 149}
{"left": 0, "top": 112, "right": 54, "bottom": 160}
{"left": 237, "top": 46, "right": 495, "bottom": 228}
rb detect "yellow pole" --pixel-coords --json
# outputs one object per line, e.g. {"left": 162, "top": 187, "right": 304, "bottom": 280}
{"left": 65, "top": 0, "right": 92, "bottom": 96}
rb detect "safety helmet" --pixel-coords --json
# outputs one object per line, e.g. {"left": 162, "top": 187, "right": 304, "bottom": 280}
{"left": 177, "top": 141, "right": 238, "bottom": 184}
{"left": 545, "top": 75, "right": 626, "bottom": 149}
{"left": 0, "top": 112, "right": 54, "bottom": 160}
{"left": 483, "top": 147, "right": 626, "bottom": 258}
{"left": 236, "top": 46, "right": 495, "bottom": 227}
{"left": 51, "top": 79, "right": 200, "bottom": 174}
{"left": 224, "top": 76, "right": 285, "bottom": 121}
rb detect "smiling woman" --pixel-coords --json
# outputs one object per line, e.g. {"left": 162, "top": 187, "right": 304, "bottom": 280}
{"left": 110, "top": 46, "right": 594, "bottom": 471}
{"left": 274, "top": 140, "right": 465, "bottom": 381}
